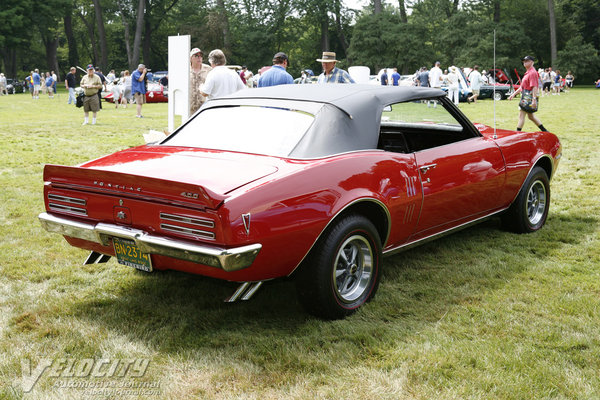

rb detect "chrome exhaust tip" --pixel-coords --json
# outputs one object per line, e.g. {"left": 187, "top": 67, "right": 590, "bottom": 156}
{"left": 225, "top": 281, "right": 264, "bottom": 302}
{"left": 84, "top": 251, "right": 111, "bottom": 265}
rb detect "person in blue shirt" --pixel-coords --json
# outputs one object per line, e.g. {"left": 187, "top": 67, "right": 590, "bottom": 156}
{"left": 391, "top": 68, "right": 401, "bottom": 86}
{"left": 258, "top": 52, "right": 294, "bottom": 87}
{"left": 45, "top": 72, "right": 55, "bottom": 98}
{"left": 32, "top": 69, "right": 41, "bottom": 99}
{"left": 131, "top": 64, "right": 148, "bottom": 118}
{"left": 380, "top": 69, "right": 388, "bottom": 86}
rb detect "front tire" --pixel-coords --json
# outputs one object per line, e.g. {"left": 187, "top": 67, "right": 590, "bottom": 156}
{"left": 502, "top": 166, "right": 550, "bottom": 233}
{"left": 493, "top": 91, "right": 504, "bottom": 101}
{"left": 295, "top": 214, "right": 382, "bottom": 319}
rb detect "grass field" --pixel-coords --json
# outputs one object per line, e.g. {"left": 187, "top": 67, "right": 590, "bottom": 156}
{"left": 1, "top": 87, "right": 599, "bottom": 399}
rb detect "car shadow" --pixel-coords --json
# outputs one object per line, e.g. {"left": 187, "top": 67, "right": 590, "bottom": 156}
{"left": 71, "top": 212, "right": 596, "bottom": 354}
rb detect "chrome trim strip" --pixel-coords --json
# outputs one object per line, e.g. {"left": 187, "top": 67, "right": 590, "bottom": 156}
{"left": 48, "top": 194, "right": 87, "bottom": 205}
{"left": 160, "top": 223, "right": 216, "bottom": 239}
{"left": 159, "top": 212, "right": 215, "bottom": 228}
{"left": 38, "top": 212, "right": 260, "bottom": 272}
{"left": 48, "top": 203, "right": 88, "bottom": 216}
{"left": 382, "top": 208, "right": 506, "bottom": 257}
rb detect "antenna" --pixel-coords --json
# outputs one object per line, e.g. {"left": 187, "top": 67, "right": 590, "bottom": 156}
{"left": 493, "top": 29, "right": 497, "bottom": 139}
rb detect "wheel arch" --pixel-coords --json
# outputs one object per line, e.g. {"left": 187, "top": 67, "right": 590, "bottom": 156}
{"left": 506, "top": 155, "right": 554, "bottom": 212}
{"left": 336, "top": 198, "right": 390, "bottom": 247}
{"left": 288, "top": 198, "right": 390, "bottom": 277}
{"left": 534, "top": 154, "right": 554, "bottom": 181}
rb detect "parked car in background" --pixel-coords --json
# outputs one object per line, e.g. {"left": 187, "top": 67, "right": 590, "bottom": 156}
{"left": 6, "top": 78, "right": 26, "bottom": 94}
{"left": 103, "top": 80, "right": 168, "bottom": 103}
{"left": 149, "top": 71, "right": 167, "bottom": 84}
{"left": 39, "top": 85, "right": 561, "bottom": 319}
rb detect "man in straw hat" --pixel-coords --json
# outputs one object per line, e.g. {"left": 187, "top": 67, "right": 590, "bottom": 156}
{"left": 316, "top": 51, "right": 355, "bottom": 84}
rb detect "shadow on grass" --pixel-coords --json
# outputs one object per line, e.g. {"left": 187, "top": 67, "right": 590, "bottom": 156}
{"left": 70, "top": 212, "right": 597, "bottom": 356}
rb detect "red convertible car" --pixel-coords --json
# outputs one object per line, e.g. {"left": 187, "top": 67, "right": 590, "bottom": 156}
{"left": 39, "top": 85, "right": 561, "bottom": 319}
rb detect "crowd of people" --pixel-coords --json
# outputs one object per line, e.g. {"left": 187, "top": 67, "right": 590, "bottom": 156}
{"left": 2, "top": 48, "right": 588, "bottom": 132}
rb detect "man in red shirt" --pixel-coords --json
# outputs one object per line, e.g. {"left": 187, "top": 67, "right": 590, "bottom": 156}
{"left": 508, "top": 55, "right": 548, "bottom": 132}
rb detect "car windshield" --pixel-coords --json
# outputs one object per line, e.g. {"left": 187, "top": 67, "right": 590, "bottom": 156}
{"left": 162, "top": 106, "right": 315, "bottom": 157}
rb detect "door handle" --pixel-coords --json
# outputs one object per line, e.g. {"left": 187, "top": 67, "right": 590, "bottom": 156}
{"left": 419, "top": 164, "right": 437, "bottom": 174}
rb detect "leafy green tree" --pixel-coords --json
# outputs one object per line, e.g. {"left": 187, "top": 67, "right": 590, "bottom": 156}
{"left": 0, "top": 0, "right": 34, "bottom": 77}
{"left": 556, "top": 35, "right": 599, "bottom": 81}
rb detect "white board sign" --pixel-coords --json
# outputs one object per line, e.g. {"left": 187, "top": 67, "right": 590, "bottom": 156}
{"left": 168, "top": 35, "right": 190, "bottom": 132}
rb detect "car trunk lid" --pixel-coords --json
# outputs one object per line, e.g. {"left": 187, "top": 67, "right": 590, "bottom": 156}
{"left": 44, "top": 147, "right": 280, "bottom": 209}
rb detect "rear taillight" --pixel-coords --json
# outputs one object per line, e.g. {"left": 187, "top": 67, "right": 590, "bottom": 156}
{"left": 159, "top": 212, "right": 216, "bottom": 240}
{"left": 48, "top": 194, "right": 87, "bottom": 216}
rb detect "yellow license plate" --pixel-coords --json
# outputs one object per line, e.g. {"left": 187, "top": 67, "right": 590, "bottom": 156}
{"left": 113, "top": 237, "right": 152, "bottom": 272}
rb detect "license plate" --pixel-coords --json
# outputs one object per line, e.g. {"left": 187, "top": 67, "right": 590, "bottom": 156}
{"left": 113, "top": 237, "right": 152, "bottom": 272}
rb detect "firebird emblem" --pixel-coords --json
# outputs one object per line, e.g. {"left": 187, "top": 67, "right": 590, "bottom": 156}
{"left": 242, "top": 213, "right": 251, "bottom": 235}
{"left": 180, "top": 192, "right": 199, "bottom": 199}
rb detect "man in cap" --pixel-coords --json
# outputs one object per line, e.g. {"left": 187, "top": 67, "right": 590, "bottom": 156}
{"left": 508, "top": 55, "right": 548, "bottom": 132}
{"left": 258, "top": 52, "right": 294, "bottom": 87}
{"left": 80, "top": 64, "right": 103, "bottom": 125}
{"left": 189, "top": 48, "right": 212, "bottom": 115}
{"left": 316, "top": 52, "right": 355, "bottom": 84}
{"left": 131, "top": 63, "right": 147, "bottom": 118}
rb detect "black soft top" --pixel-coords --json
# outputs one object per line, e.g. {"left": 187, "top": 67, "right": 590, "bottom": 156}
{"left": 198, "top": 84, "right": 446, "bottom": 158}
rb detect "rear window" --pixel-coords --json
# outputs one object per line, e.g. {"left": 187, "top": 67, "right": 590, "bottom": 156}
{"left": 163, "top": 106, "right": 315, "bottom": 157}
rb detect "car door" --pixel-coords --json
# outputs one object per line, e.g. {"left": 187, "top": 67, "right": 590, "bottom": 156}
{"left": 412, "top": 136, "right": 506, "bottom": 238}
{"left": 379, "top": 98, "right": 506, "bottom": 241}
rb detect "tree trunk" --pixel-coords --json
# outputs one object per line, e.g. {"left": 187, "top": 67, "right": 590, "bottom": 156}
{"left": 398, "top": 0, "right": 408, "bottom": 23}
{"left": 131, "top": 0, "right": 146, "bottom": 70}
{"left": 0, "top": 48, "right": 17, "bottom": 78}
{"left": 320, "top": 17, "right": 329, "bottom": 52}
{"left": 42, "top": 32, "right": 60, "bottom": 79}
{"left": 548, "top": 0, "right": 557, "bottom": 68}
{"left": 216, "top": 0, "right": 231, "bottom": 53}
{"left": 92, "top": 0, "right": 108, "bottom": 71}
{"left": 143, "top": 2, "right": 152, "bottom": 69}
{"left": 334, "top": 0, "right": 348, "bottom": 54}
{"left": 63, "top": 10, "right": 79, "bottom": 70}
{"left": 78, "top": 11, "right": 99, "bottom": 66}
{"left": 117, "top": 0, "right": 133, "bottom": 69}
{"left": 374, "top": 0, "right": 382, "bottom": 14}
{"left": 493, "top": 0, "right": 500, "bottom": 23}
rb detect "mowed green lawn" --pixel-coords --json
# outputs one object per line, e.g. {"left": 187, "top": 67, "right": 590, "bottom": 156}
{"left": 1, "top": 87, "right": 599, "bottom": 399}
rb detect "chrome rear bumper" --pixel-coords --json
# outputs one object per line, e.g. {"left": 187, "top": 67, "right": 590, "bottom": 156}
{"left": 38, "top": 212, "right": 261, "bottom": 272}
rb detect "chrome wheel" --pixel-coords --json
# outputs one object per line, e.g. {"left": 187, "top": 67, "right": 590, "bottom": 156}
{"left": 527, "top": 180, "right": 547, "bottom": 226}
{"left": 333, "top": 235, "right": 374, "bottom": 304}
{"left": 493, "top": 91, "right": 503, "bottom": 101}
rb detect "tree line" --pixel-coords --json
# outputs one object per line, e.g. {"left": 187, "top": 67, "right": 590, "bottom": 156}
{"left": 0, "top": 0, "right": 598, "bottom": 83}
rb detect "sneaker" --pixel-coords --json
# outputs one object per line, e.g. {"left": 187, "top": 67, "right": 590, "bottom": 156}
{"left": 82, "top": 121, "right": 88, "bottom": 125}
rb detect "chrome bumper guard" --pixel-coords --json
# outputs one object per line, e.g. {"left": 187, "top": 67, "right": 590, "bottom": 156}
{"left": 38, "top": 212, "right": 261, "bottom": 272}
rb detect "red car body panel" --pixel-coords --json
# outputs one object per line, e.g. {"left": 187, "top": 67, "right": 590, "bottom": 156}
{"left": 42, "top": 121, "right": 561, "bottom": 282}
{"left": 40, "top": 85, "right": 561, "bottom": 290}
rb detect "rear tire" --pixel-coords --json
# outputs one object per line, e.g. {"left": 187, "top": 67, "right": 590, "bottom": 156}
{"left": 493, "top": 91, "right": 504, "bottom": 101}
{"left": 502, "top": 166, "right": 550, "bottom": 233}
{"left": 295, "top": 214, "right": 382, "bottom": 319}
